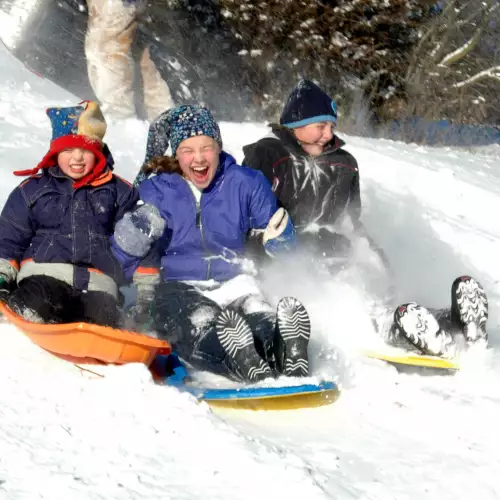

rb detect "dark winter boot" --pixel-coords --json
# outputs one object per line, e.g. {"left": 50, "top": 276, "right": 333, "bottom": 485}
{"left": 450, "top": 275, "right": 488, "bottom": 345}
{"left": 274, "top": 297, "right": 311, "bottom": 377}
{"left": 215, "top": 309, "right": 273, "bottom": 382}
{"left": 394, "top": 303, "right": 456, "bottom": 357}
{"left": 226, "top": 294, "right": 277, "bottom": 370}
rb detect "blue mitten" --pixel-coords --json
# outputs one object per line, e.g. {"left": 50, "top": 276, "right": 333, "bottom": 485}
{"left": 114, "top": 203, "right": 166, "bottom": 257}
{"left": 262, "top": 208, "right": 297, "bottom": 257}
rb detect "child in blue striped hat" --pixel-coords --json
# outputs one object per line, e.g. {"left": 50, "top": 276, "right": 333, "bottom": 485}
{"left": 134, "top": 104, "right": 223, "bottom": 188}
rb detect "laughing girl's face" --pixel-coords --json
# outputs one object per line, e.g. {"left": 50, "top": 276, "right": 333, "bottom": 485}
{"left": 175, "top": 135, "right": 220, "bottom": 190}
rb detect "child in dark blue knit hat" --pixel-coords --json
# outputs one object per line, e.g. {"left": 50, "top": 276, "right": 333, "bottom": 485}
{"left": 243, "top": 79, "right": 361, "bottom": 255}
{"left": 243, "top": 82, "right": 489, "bottom": 360}
{"left": 111, "top": 104, "right": 313, "bottom": 383}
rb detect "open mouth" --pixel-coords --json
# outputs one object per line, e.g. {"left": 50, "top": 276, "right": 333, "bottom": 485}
{"left": 69, "top": 164, "right": 86, "bottom": 173}
{"left": 191, "top": 165, "right": 210, "bottom": 184}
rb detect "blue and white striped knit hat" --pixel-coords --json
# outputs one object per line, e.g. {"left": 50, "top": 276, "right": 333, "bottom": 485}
{"left": 135, "top": 104, "right": 223, "bottom": 186}
{"left": 149, "top": 103, "right": 221, "bottom": 156}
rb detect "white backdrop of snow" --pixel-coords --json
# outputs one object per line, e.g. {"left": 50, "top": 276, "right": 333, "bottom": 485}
{"left": 1, "top": 42, "right": 500, "bottom": 499}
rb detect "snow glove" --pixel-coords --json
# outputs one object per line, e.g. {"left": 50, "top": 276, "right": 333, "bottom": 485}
{"left": 114, "top": 203, "right": 166, "bottom": 258}
{"left": 262, "top": 208, "right": 297, "bottom": 257}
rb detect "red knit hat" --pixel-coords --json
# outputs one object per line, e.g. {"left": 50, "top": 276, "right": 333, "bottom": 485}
{"left": 14, "top": 101, "right": 108, "bottom": 188}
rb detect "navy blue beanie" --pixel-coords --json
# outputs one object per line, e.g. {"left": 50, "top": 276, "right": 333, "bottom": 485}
{"left": 280, "top": 80, "right": 338, "bottom": 128}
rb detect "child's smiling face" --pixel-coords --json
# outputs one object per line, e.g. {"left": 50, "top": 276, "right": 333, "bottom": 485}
{"left": 58, "top": 148, "right": 96, "bottom": 180}
{"left": 293, "top": 121, "right": 336, "bottom": 148}
{"left": 175, "top": 135, "right": 220, "bottom": 189}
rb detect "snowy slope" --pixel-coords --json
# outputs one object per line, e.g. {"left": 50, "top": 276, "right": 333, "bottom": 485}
{"left": 1, "top": 41, "right": 500, "bottom": 500}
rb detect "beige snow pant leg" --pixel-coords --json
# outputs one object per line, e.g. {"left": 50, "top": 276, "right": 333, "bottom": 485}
{"left": 139, "top": 46, "right": 175, "bottom": 121}
{"left": 85, "top": 0, "right": 174, "bottom": 120}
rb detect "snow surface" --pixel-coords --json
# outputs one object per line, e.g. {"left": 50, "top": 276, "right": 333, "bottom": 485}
{"left": 1, "top": 42, "right": 500, "bottom": 499}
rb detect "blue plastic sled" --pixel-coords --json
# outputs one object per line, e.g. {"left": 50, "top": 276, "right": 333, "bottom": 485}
{"left": 151, "top": 354, "right": 339, "bottom": 411}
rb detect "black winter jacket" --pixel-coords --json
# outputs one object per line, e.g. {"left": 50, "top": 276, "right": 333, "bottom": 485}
{"left": 243, "top": 125, "right": 361, "bottom": 257}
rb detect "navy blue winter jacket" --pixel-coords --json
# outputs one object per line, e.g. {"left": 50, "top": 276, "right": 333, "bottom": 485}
{"left": 0, "top": 166, "right": 138, "bottom": 287}
{"left": 112, "top": 152, "right": 278, "bottom": 282}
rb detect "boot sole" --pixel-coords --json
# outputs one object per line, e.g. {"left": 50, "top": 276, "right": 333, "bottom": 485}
{"left": 394, "top": 303, "right": 454, "bottom": 357}
{"left": 276, "top": 297, "right": 310, "bottom": 377}
{"left": 216, "top": 309, "right": 272, "bottom": 382}
{"left": 454, "top": 276, "right": 488, "bottom": 343}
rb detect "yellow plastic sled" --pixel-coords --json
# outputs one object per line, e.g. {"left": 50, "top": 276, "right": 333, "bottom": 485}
{"left": 363, "top": 349, "right": 460, "bottom": 371}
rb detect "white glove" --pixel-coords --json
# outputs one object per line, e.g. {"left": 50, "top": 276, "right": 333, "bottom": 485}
{"left": 262, "top": 208, "right": 297, "bottom": 257}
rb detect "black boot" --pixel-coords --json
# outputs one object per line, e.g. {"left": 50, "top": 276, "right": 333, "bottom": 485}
{"left": 226, "top": 293, "right": 277, "bottom": 371}
{"left": 274, "top": 297, "right": 311, "bottom": 377}
{"left": 393, "top": 303, "right": 456, "bottom": 357}
{"left": 215, "top": 309, "right": 273, "bottom": 382}
{"left": 450, "top": 276, "right": 488, "bottom": 345}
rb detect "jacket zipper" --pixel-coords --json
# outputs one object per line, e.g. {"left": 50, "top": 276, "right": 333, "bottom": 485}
{"left": 186, "top": 179, "right": 211, "bottom": 280}
{"left": 305, "top": 155, "right": 319, "bottom": 223}
{"left": 305, "top": 150, "right": 332, "bottom": 224}
{"left": 198, "top": 207, "right": 211, "bottom": 280}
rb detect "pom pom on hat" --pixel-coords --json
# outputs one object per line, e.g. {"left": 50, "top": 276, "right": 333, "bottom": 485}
{"left": 14, "top": 101, "right": 108, "bottom": 188}
{"left": 280, "top": 80, "right": 338, "bottom": 129}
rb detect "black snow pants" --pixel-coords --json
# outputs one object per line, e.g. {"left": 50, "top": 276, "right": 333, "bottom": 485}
{"left": 8, "top": 275, "right": 121, "bottom": 327}
{"left": 152, "top": 281, "right": 276, "bottom": 376}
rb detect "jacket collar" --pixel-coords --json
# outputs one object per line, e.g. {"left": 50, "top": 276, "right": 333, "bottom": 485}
{"left": 46, "top": 165, "right": 113, "bottom": 188}
{"left": 204, "top": 151, "right": 236, "bottom": 193}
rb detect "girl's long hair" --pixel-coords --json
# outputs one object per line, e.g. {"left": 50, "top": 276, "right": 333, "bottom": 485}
{"left": 141, "top": 155, "right": 182, "bottom": 176}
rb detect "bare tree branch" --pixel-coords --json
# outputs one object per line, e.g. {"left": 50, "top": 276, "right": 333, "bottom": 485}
{"left": 438, "top": 2, "right": 499, "bottom": 67}
{"left": 408, "top": 0, "right": 459, "bottom": 67}
{"left": 438, "top": 23, "right": 484, "bottom": 67}
{"left": 451, "top": 66, "right": 500, "bottom": 89}
{"left": 457, "top": 1, "right": 499, "bottom": 27}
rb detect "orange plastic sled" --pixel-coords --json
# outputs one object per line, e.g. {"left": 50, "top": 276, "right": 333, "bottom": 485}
{"left": 0, "top": 302, "right": 171, "bottom": 366}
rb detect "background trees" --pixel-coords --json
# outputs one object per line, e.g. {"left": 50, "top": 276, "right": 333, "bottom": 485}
{"left": 403, "top": 0, "right": 500, "bottom": 124}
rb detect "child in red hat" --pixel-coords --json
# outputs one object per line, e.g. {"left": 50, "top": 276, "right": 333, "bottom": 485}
{"left": 0, "top": 101, "right": 138, "bottom": 326}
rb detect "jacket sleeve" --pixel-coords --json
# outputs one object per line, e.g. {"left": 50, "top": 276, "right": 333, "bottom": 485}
{"left": 242, "top": 139, "right": 287, "bottom": 187}
{"left": 111, "top": 178, "right": 165, "bottom": 280}
{"left": 0, "top": 186, "right": 34, "bottom": 272}
{"left": 114, "top": 178, "right": 140, "bottom": 224}
{"left": 247, "top": 170, "right": 279, "bottom": 230}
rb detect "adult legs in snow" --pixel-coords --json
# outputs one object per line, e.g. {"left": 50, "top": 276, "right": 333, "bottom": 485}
{"left": 390, "top": 276, "right": 488, "bottom": 357}
{"left": 8, "top": 275, "right": 121, "bottom": 327}
{"left": 84, "top": 0, "right": 174, "bottom": 120}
